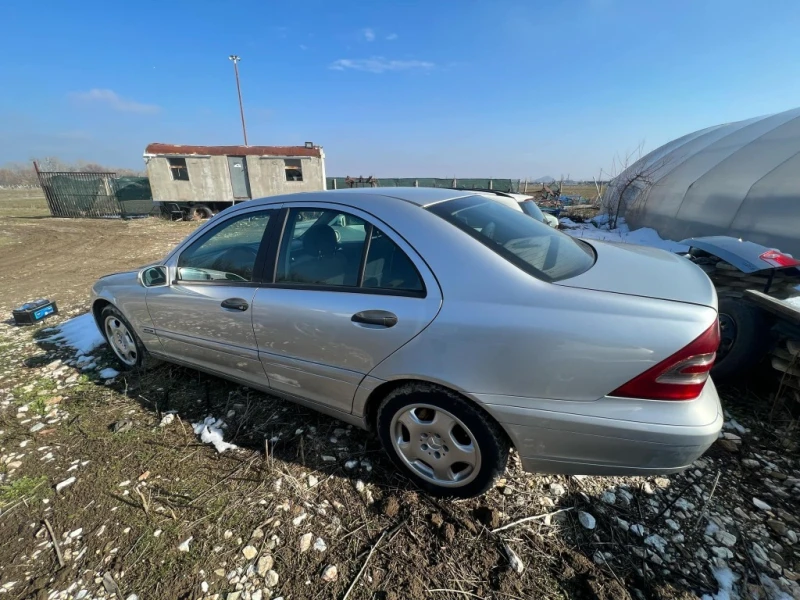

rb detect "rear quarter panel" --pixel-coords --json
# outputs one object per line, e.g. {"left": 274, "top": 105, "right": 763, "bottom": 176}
{"left": 353, "top": 205, "right": 719, "bottom": 403}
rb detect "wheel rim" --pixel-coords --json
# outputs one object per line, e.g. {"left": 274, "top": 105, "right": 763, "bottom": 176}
{"left": 717, "top": 313, "right": 737, "bottom": 361}
{"left": 104, "top": 316, "right": 138, "bottom": 366}
{"left": 390, "top": 403, "right": 481, "bottom": 488}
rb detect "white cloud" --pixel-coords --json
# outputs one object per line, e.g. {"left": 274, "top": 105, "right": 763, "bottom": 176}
{"left": 329, "top": 57, "right": 434, "bottom": 74}
{"left": 69, "top": 89, "right": 161, "bottom": 114}
{"left": 386, "top": 33, "right": 398, "bottom": 41}
{"left": 362, "top": 28, "right": 375, "bottom": 42}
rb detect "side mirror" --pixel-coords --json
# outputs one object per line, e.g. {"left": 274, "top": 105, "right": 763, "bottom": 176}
{"left": 139, "top": 265, "right": 169, "bottom": 288}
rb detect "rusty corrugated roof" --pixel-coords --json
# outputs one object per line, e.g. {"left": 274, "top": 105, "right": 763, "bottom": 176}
{"left": 144, "top": 143, "right": 322, "bottom": 158}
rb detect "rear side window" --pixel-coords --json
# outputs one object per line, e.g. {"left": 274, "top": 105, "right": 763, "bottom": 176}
{"left": 428, "top": 195, "right": 594, "bottom": 282}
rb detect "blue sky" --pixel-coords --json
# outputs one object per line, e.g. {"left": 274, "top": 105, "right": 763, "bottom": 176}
{"left": 2, "top": 0, "right": 800, "bottom": 179}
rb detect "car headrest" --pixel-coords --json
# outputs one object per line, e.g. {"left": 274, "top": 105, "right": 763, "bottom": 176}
{"left": 303, "top": 225, "right": 337, "bottom": 257}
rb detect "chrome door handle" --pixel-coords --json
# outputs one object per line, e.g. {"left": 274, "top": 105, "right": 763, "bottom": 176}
{"left": 221, "top": 298, "right": 249, "bottom": 311}
{"left": 352, "top": 310, "right": 398, "bottom": 327}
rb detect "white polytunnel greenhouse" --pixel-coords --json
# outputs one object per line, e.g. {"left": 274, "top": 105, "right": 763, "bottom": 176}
{"left": 605, "top": 106, "right": 800, "bottom": 257}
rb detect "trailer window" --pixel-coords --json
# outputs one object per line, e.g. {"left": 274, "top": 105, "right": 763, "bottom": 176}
{"left": 284, "top": 159, "right": 303, "bottom": 182}
{"left": 168, "top": 158, "right": 189, "bottom": 181}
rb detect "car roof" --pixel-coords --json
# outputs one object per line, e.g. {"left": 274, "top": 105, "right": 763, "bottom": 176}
{"left": 319, "top": 186, "right": 472, "bottom": 206}
{"left": 239, "top": 187, "right": 475, "bottom": 210}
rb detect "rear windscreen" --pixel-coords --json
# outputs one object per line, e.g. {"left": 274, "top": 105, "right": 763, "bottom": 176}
{"left": 428, "top": 195, "right": 595, "bottom": 282}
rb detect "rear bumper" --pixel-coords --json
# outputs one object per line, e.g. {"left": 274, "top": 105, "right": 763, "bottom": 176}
{"left": 478, "top": 380, "right": 723, "bottom": 476}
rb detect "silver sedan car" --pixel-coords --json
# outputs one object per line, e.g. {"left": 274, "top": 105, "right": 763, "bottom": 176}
{"left": 92, "top": 188, "right": 722, "bottom": 497}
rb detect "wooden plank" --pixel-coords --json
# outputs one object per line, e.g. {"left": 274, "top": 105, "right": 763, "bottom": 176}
{"left": 744, "top": 289, "right": 800, "bottom": 325}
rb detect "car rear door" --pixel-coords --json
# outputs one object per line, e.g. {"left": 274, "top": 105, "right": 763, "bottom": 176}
{"left": 146, "top": 206, "right": 280, "bottom": 388}
{"left": 250, "top": 203, "right": 442, "bottom": 413}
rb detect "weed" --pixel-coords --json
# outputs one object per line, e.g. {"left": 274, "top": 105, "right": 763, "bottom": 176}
{"left": 0, "top": 476, "right": 49, "bottom": 507}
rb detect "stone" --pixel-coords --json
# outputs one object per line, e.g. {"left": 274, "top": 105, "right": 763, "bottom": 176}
{"left": 299, "top": 533, "right": 313, "bottom": 553}
{"left": 642, "top": 482, "right": 655, "bottom": 495}
{"left": 644, "top": 534, "right": 668, "bottom": 554}
{"left": 313, "top": 537, "right": 327, "bottom": 552}
{"left": 768, "top": 520, "right": 788, "bottom": 536}
{"left": 549, "top": 482, "right": 566, "bottom": 496}
{"left": 742, "top": 458, "right": 760, "bottom": 468}
{"left": 251, "top": 591, "right": 263, "bottom": 600}
{"left": 256, "top": 555, "right": 273, "bottom": 577}
{"left": 242, "top": 545, "right": 258, "bottom": 560}
{"left": 55, "top": 477, "right": 76, "bottom": 492}
{"left": 504, "top": 543, "right": 525, "bottom": 574}
{"left": 665, "top": 519, "right": 681, "bottom": 532}
{"left": 251, "top": 528, "right": 264, "bottom": 540}
{"left": 718, "top": 439, "right": 739, "bottom": 453}
{"left": 224, "top": 530, "right": 233, "bottom": 539}
{"left": 178, "top": 536, "right": 193, "bottom": 552}
{"left": 227, "top": 593, "right": 241, "bottom": 600}
{"left": 754, "top": 498, "right": 772, "bottom": 511}
{"left": 578, "top": 512, "right": 596, "bottom": 530}
{"left": 601, "top": 491, "right": 616, "bottom": 505}
{"left": 321, "top": 565, "right": 338, "bottom": 582}
{"left": 711, "top": 547, "right": 734, "bottom": 560}
{"left": 307, "top": 474, "right": 319, "bottom": 488}
{"left": 630, "top": 524, "right": 645, "bottom": 536}
{"left": 265, "top": 570, "right": 279, "bottom": 588}
{"left": 715, "top": 531, "right": 737, "bottom": 547}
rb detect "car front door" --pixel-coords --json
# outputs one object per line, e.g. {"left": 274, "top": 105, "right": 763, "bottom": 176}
{"left": 146, "top": 207, "right": 278, "bottom": 388}
{"left": 250, "top": 204, "right": 442, "bottom": 413}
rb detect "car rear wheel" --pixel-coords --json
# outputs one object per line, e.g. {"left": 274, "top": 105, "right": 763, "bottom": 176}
{"left": 377, "top": 383, "right": 509, "bottom": 498}
{"left": 711, "top": 296, "right": 772, "bottom": 381}
{"left": 101, "top": 306, "right": 146, "bottom": 371}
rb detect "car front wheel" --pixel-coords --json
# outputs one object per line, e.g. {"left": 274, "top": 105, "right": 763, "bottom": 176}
{"left": 101, "top": 305, "right": 146, "bottom": 371}
{"left": 377, "top": 384, "right": 509, "bottom": 498}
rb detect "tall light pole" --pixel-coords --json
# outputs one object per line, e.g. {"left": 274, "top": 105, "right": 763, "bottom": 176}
{"left": 228, "top": 55, "right": 248, "bottom": 146}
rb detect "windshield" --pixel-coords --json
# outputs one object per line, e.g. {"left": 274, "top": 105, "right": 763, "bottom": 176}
{"left": 428, "top": 195, "right": 594, "bottom": 282}
{"left": 519, "top": 200, "right": 545, "bottom": 222}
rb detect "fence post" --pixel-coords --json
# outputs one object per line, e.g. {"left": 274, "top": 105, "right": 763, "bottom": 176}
{"left": 488, "top": 180, "right": 493, "bottom": 190}
{"left": 523, "top": 179, "right": 528, "bottom": 193}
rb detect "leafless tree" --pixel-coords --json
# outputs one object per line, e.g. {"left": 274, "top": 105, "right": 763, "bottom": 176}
{"left": 0, "top": 158, "right": 144, "bottom": 188}
{"left": 600, "top": 141, "right": 673, "bottom": 229}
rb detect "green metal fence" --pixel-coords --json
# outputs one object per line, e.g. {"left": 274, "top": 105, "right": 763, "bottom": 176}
{"left": 326, "top": 177, "right": 521, "bottom": 193}
{"left": 35, "top": 170, "right": 154, "bottom": 218}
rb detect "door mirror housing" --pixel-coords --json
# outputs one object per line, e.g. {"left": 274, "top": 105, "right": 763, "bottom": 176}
{"left": 140, "top": 265, "right": 169, "bottom": 288}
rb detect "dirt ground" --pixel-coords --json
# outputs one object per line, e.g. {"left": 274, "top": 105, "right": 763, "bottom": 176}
{"left": 0, "top": 190, "right": 198, "bottom": 315}
{"left": 0, "top": 190, "right": 798, "bottom": 600}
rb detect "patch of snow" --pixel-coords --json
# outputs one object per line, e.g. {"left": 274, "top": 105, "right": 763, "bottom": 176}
{"left": 563, "top": 217, "right": 689, "bottom": 253}
{"left": 98, "top": 368, "right": 119, "bottom": 379}
{"left": 41, "top": 313, "right": 105, "bottom": 355}
{"left": 192, "top": 416, "right": 238, "bottom": 453}
{"left": 783, "top": 295, "right": 800, "bottom": 310}
{"left": 700, "top": 566, "right": 738, "bottom": 600}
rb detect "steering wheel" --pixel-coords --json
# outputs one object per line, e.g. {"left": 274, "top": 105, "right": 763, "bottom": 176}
{"left": 212, "top": 245, "right": 259, "bottom": 280}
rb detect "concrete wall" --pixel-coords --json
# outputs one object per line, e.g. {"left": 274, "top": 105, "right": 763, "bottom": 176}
{"left": 146, "top": 154, "right": 325, "bottom": 203}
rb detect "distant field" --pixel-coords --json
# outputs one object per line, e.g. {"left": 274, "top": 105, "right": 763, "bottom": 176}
{"left": 0, "top": 187, "right": 49, "bottom": 218}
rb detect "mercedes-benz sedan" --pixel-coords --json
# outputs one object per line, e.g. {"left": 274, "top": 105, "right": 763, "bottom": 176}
{"left": 92, "top": 188, "right": 722, "bottom": 497}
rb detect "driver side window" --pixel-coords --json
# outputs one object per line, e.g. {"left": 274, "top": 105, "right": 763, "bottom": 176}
{"left": 177, "top": 211, "right": 271, "bottom": 282}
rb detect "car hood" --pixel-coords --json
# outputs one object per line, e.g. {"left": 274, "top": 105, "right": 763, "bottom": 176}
{"left": 555, "top": 240, "right": 717, "bottom": 309}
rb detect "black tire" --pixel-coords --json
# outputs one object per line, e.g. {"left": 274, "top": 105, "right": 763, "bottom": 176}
{"left": 188, "top": 204, "right": 213, "bottom": 221}
{"left": 711, "top": 296, "right": 773, "bottom": 382}
{"left": 377, "top": 383, "right": 509, "bottom": 498}
{"left": 100, "top": 305, "right": 147, "bottom": 371}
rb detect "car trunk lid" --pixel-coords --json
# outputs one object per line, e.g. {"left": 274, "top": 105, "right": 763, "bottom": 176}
{"left": 556, "top": 240, "right": 717, "bottom": 309}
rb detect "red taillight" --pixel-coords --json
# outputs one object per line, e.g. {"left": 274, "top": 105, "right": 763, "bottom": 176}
{"left": 759, "top": 249, "right": 800, "bottom": 268}
{"left": 610, "top": 321, "right": 720, "bottom": 401}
